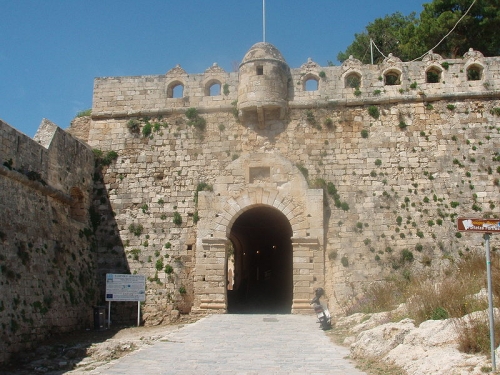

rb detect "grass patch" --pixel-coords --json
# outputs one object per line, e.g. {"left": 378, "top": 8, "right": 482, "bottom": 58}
{"left": 344, "top": 251, "right": 500, "bottom": 356}
{"left": 75, "top": 109, "right": 92, "bottom": 117}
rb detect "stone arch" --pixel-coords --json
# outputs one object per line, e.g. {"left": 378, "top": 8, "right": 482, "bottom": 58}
{"left": 167, "top": 80, "right": 185, "bottom": 98}
{"left": 383, "top": 69, "right": 401, "bottom": 85}
{"left": 204, "top": 78, "right": 222, "bottom": 96}
{"left": 425, "top": 65, "right": 443, "bottom": 83}
{"left": 69, "top": 187, "right": 85, "bottom": 222}
{"left": 224, "top": 197, "right": 302, "bottom": 237}
{"left": 226, "top": 204, "right": 294, "bottom": 313}
{"left": 303, "top": 73, "right": 319, "bottom": 91}
{"left": 466, "top": 63, "right": 483, "bottom": 81}
{"left": 193, "top": 152, "right": 325, "bottom": 314}
{"left": 343, "top": 71, "right": 362, "bottom": 89}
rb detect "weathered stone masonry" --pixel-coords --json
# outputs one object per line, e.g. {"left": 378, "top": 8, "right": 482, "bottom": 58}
{"left": 0, "top": 119, "right": 96, "bottom": 364}
{"left": 1, "top": 42, "right": 499, "bottom": 363}
{"left": 84, "top": 43, "right": 499, "bottom": 321}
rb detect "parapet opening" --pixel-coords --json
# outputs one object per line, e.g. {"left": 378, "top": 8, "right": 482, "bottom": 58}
{"left": 69, "top": 187, "right": 86, "bottom": 223}
{"left": 384, "top": 70, "right": 401, "bottom": 85}
{"left": 467, "top": 64, "right": 483, "bottom": 81}
{"left": 426, "top": 67, "right": 442, "bottom": 83}
{"left": 167, "top": 81, "right": 184, "bottom": 98}
{"left": 344, "top": 72, "right": 361, "bottom": 89}
{"left": 304, "top": 75, "right": 319, "bottom": 91}
{"left": 205, "top": 80, "right": 222, "bottom": 96}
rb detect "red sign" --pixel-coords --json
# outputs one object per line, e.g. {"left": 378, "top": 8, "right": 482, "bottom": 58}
{"left": 457, "top": 217, "right": 500, "bottom": 233}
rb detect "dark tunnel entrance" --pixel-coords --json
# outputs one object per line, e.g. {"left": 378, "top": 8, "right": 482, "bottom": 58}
{"left": 227, "top": 206, "right": 293, "bottom": 313}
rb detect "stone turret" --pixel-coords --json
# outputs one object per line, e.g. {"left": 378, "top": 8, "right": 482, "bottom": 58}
{"left": 237, "top": 42, "right": 290, "bottom": 128}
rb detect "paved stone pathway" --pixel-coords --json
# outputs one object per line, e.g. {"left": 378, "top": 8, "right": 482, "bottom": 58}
{"left": 83, "top": 314, "right": 368, "bottom": 375}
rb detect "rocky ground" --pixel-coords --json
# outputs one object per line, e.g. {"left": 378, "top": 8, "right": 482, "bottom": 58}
{"left": 328, "top": 305, "right": 500, "bottom": 375}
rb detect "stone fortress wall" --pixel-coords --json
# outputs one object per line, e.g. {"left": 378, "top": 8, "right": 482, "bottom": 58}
{"left": 0, "top": 119, "right": 97, "bottom": 363}
{"left": 92, "top": 48, "right": 497, "bottom": 119}
{"left": 1, "top": 42, "right": 500, "bottom": 363}
{"left": 85, "top": 43, "right": 499, "bottom": 323}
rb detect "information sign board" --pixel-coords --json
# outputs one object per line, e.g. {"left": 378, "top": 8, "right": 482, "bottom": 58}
{"left": 457, "top": 217, "right": 500, "bottom": 233}
{"left": 105, "top": 274, "right": 146, "bottom": 302}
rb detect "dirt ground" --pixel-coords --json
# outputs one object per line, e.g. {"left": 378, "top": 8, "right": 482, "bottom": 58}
{"left": 0, "top": 315, "right": 200, "bottom": 375}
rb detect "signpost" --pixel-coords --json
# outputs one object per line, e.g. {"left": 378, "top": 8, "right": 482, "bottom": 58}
{"left": 105, "top": 274, "right": 146, "bottom": 328}
{"left": 457, "top": 217, "right": 500, "bottom": 370}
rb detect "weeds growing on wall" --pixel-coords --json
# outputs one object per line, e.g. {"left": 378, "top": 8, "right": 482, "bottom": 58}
{"left": 164, "top": 264, "right": 173, "bottom": 274}
{"left": 93, "top": 149, "right": 118, "bottom": 166}
{"left": 194, "top": 182, "right": 213, "bottom": 205}
{"left": 368, "top": 105, "right": 380, "bottom": 119}
{"left": 75, "top": 109, "right": 92, "bottom": 118}
{"left": 128, "top": 223, "right": 143, "bottom": 237}
{"left": 142, "top": 122, "right": 153, "bottom": 137}
{"left": 324, "top": 117, "right": 334, "bottom": 129}
{"left": 305, "top": 110, "right": 321, "bottom": 130}
{"left": 185, "top": 107, "right": 206, "bottom": 131}
{"left": 127, "top": 119, "right": 141, "bottom": 134}
{"left": 173, "top": 211, "right": 182, "bottom": 225}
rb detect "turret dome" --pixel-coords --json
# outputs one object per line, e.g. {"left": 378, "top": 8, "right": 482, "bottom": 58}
{"left": 241, "top": 42, "right": 287, "bottom": 66}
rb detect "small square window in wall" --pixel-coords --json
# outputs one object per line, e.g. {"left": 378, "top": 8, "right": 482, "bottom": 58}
{"left": 256, "top": 66, "right": 264, "bottom": 75}
{"left": 249, "top": 166, "right": 271, "bottom": 183}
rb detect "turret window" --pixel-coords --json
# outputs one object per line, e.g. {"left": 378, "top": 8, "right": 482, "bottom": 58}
{"left": 256, "top": 65, "right": 264, "bottom": 75}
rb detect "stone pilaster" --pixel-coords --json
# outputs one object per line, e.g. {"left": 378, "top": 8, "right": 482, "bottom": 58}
{"left": 192, "top": 237, "right": 227, "bottom": 313}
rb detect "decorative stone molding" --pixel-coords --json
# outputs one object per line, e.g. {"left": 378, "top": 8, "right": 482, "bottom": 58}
{"left": 382, "top": 53, "right": 403, "bottom": 67}
{"left": 166, "top": 64, "right": 187, "bottom": 76}
{"left": 422, "top": 50, "right": 443, "bottom": 65}
{"left": 204, "top": 62, "right": 226, "bottom": 74}
{"left": 463, "top": 48, "right": 484, "bottom": 62}
{"left": 300, "top": 57, "right": 321, "bottom": 72}
{"left": 342, "top": 55, "right": 362, "bottom": 71}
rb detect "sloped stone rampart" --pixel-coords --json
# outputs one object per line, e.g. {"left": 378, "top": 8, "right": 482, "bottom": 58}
{"left": 0, "top": 119, "right": 97, "bottom": 364}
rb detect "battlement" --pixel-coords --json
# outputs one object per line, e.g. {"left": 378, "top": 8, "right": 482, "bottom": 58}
{"left": 0, "top": 118, "right": 94, "bottom": 194}
{"left": 92, "top": 48, "right": 500, "bottom": 119}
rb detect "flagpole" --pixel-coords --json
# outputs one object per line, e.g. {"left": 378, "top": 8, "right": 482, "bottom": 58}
{"left": 263, "top": 0, "right": 266, "bottom": 43}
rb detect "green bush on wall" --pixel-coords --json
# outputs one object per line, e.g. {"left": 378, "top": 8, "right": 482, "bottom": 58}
{"left": 173, "top": 212, "right": 182, "bottom": 225}
{"left": 368, "top": 105, "right": 380, "bottom": 119}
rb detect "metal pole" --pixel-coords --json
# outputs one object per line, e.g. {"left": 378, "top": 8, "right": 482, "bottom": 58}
{"left": 137, "top": 301, "right": 141, "bottom": 327}
{"left": 263, "top": 0, "right": 266, "bottom": 43}
{"left": 485, "top": 233, "right": 496, "bottom": 370}
{"left": 370, "top": 38, "right": 374, "bottom": 65}
{"left": 108, "top": 301, "right": 111, "bottom": 329}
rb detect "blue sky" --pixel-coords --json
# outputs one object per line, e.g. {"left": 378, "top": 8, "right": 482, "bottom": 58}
{"left": 1, "top": 0, "right": 427, "bottom": 138}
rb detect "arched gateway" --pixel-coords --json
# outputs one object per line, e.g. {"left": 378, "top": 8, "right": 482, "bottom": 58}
{"left": 193, "top": 152, "right": 325, "bottom": 314}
